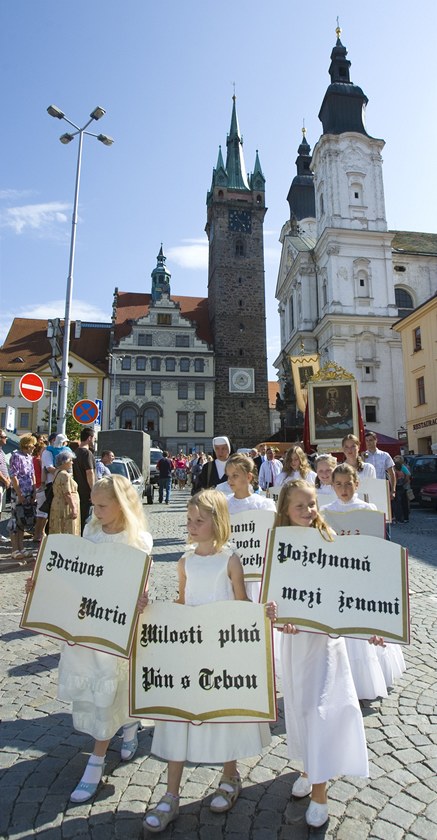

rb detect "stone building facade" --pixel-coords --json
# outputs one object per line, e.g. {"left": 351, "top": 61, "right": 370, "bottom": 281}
{"left": 205, "top": 97, "right": 270, "bottom": 447}
{"left": 110, "top": 248, "right": 215, "bottom": 453}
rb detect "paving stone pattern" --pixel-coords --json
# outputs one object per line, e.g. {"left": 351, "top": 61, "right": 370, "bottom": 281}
{"left": 0, "top": 492, "right": 436, "bottom": 839}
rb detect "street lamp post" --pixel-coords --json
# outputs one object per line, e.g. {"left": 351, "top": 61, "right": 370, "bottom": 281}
{"left": 47, "top": 105, "right": 113, "bottom": 434}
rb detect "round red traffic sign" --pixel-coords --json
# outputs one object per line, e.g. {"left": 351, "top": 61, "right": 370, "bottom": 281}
{"left": 72, "top": 399, "right": 99, "bottom": 425}
{"left": 19, "top": 372, "right": 45, "bottom": 402}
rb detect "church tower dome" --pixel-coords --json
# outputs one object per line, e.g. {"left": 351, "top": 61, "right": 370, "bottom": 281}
{"left": 318, "top": 24, "right": 369, "bottom": 136}
{"left": 287, "top": 128, "right": 315, "bottom": 222}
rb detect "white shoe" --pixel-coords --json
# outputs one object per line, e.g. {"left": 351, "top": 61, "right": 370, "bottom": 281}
{"left": 0, "top": 534, "right": 9, "bottom": 542}
{"left": 292, "top": 775, "right": 312, "bottom": 798}
{"left": 305, "top": 800, "right": 329, "bottom": 827}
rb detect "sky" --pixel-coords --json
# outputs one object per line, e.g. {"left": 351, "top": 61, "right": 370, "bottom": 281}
{"left": 1, "top": 0, "right": 436, "bottom": 379}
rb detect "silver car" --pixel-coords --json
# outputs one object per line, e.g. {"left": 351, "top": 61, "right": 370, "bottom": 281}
{"left": 96, "top": 456, "right": 146, "bottom": 499}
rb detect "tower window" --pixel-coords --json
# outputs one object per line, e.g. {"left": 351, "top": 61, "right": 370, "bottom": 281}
{"left": 239, "top": 349, "right": 243, "bottom": 356}
{"left": 354, "top": 192, "right": 359, "bottom": 199}
{"left": 235, "top": 239, "right": 245, "bottom": 257}
{"left": 238, "top": 276, "right": 243, "bottom": 285}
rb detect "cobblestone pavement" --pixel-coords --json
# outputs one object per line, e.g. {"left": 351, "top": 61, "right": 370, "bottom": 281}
{"left": 1, "top": 490, "right": 436, "bottom": 840}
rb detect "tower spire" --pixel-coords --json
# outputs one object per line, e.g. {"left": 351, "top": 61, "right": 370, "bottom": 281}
{"left": 318, "top": 28, "right": 370, "bottom": 135}
{"left": 225, "top": 95, "right": 250, "bottom": 190}
{"left": 287, "top": 127, "right": 315, "bottom": 222}
{"left": 151, "top": 243, "right": 171, "bottom": 303}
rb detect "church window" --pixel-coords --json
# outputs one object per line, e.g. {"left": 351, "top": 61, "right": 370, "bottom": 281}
{"left": 180, "top": 358, "right": 190, "bottom": 372}
{"left": 256, "top": 194, "right": 262, "bottom": 204}
{"left": 166, "top": 358, "right": 176, "bottom": 371}
{"left": 395, "top": 288, "right": 414, "bottom": 317}
{"left": 417, "top": 376, "right": 426, "bottom": 405}
{"left": 138, "top": 333, "right": 152, "bottom": 346}
{"left": 136, "top": 381, "right": 146, "bottom": 396}
{"left": 136, "top": 357, "right": 146, "bottom": 371}
{"left": 289, "top": 296, "right": 295, "bottom": 329}
{"left": 320, "top": 194, "right": 324, "bottom": 215}
{"left": 178, "top": 382, "right": 188, "bottom": 399}
{"left": 363, "top": 366, "right": 374, "bottom": 382}
{"left": 322, "top": 280, "right": 328, "bottom": 307}
{"left": 235, "top": 239, "right": 245, "bottom": 257}
{"left": 194, "top": 358, "right": 204, "bottom": 372}
{"left": 120, "top": 381, "right": 130, "bottom": 395}
{"left": 413, "top": 327, "right": 422, "bottom": 352}
{"left": 354, "top": 192, "right": 359, "bottom": 199}
{"left": 394, "top": 265, "right": 406, "bottom": 272}
{"left": 364, "top": 405, "right": 377, "bottom": 423}
{"left": 157, "top": 314, "right": 172, "bottom": 325}
{"left": 121, "top": 356, "right": 131, "bottom": 370}
{"left": 359, "top": 277, "right": 365, "bottom": 287}
{"left": 176, "top": 334, "right": 190, "bottom": 347}
{"left": 151, "top": 357, "right": 161, "bottom": 371}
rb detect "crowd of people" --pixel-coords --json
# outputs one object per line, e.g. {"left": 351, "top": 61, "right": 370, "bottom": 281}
{"left": 11, "top": 427, "right": 411, "bottom": 831}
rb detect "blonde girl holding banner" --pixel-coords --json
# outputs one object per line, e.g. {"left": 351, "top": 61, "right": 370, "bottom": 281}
{"left": 26, "top": 475, "right": 153, "bottom": 804}
{"left": 144, "top": 489, "right": 274, "bottom": 834}
{"left": 276, "top": 480, "right": 368, "bottom": 829}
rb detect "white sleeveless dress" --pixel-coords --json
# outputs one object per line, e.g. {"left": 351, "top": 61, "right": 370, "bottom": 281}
{"left": 57, "top": 526, "right": 153, "bottom": 741}
{"left": 151, "top": 547, "right": 271, "bottom": 762}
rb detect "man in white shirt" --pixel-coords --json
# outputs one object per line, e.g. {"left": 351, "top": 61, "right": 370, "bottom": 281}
{"left": 259, "top": 448, "right": 282, "bottom": 490}
{"left": 364, "top": 432, "right": 396, "bottom": 498}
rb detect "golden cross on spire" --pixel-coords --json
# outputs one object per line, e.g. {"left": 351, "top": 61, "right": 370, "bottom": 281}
{"left": 336, "top": 16, "right": 342, "bottom": 39}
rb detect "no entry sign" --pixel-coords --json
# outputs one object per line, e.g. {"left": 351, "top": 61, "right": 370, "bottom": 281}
{"left": 19, "top": 373, "right": 45, "bottom": 402}
{"left": 72, "top": 399, "right": 99, "bottom": 425}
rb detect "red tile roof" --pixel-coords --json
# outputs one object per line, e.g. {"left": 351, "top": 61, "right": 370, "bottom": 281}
{"left": 0, "top": 318, "right": 111, "bottom": 373}
{"left": 113, "top": 292, "right": 213, "bottom": 346}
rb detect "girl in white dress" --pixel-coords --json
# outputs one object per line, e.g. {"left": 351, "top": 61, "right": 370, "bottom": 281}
{"left": 321, "top": 464, "right": 406, "bottom": 693}
{"left": 342, "top": 434, "right": 376, "bottom": 479}
{"left": 274, "top": 445, "right": 317, "bottom": 488}
{"left": 276, "top": 480, "right": 368, "bottom": 828}
{"left": 320, "top": 465, "right": 388, "bottom": 700}
{"left": 225, "top": 453, "right": 276, "bottom": 515}
{"left": 144, "top": 489, "right": 274, "bottom": 834}
{"left": 35, "top": 476, "right": 153, "bottom": 802}
{"left": 314, "top": 453, "right": 337, "bottom": 496}
{"left": 226, "top": 453, "right": 276, "bottom": 603}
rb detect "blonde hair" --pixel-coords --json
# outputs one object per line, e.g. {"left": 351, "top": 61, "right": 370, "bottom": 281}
{"left": 188, "top": 488, "right": 230, "bottom": 550}
{"left": 87, "top": 475, "right": 150, "bottom": 549}
{"left": 19, "top": 434, "right": 36, "bottom": 451}
{"left": 282, "top": 445, "right": 311, "bottom": 478}
{"left": 314, "top": 453, "right": 337, "bottom": 488}
{"left": 332, "top": 463, "right": 359, "bottom": 484}
{"left": 342, "top": 434, "right": 365, "bottom": 472}
{"left": 225, "top": 453, "right": 258, "bottom": 489}
{"left": 274, "top": 480, "right": 334, "bottom": 541}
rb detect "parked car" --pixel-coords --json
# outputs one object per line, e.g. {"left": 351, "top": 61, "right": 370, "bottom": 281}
{"left": 410, "top": 455, "right": 437, "bottom": 500}
{"left": 419, "top": 482, "right": 437, "bottom": 510}
{"left": 149, "top": 448, "right": 164, "bottom": 488}
{"left": 95, "top": 456, "right": 145, "bottom": 500}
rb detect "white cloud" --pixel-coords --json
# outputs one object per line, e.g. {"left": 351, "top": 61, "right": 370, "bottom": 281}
{"left": 0, "top": 299, "right": 111, "bottom": 347}
{"left": 167, "top": 240, "right": 208, "bottom": 270}
{"left": 0, "top": 202, "right": 70, "bottom": 234}
{"left": 0, "top": 188, "right": 35, "bottom": 201}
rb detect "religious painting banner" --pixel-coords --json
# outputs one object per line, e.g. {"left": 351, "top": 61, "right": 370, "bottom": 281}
{"left": 130, "top": 601, "right": 276, "bottom": 723}
{"left": 322, "top": 509, "right": 386, "bottom": 540}
{"left": 308, "top": 379, "right": 359, "bottom": 450}
{"left": 230, "top": 509, "right": 276, "bottom": 580}
{"left": 289, "top": 354, "right": 320, "bottom": 413}
{"left": 21, "top": 534, "right": 151, "bottom": 657}
{"left": 260, "top": 526, "right": 409, "bottom": 642}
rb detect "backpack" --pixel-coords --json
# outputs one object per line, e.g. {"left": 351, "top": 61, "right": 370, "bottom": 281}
{"left": 15, "top": 499, "right": 36, "bottom": 533}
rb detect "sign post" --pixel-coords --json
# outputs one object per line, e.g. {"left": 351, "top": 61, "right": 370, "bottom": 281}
{"left": 19, "top": 373, "right": 45, "bottom": 403}
{"left": 72, "top": 399, "right": 99, "bottom": 425}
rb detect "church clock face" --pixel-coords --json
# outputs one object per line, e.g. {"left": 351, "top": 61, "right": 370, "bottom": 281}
{"left": 228, "top": 209, "right": 252, "bottom": 233}
{"left": 229, "top": 367, "right": 255, "bottom": 393}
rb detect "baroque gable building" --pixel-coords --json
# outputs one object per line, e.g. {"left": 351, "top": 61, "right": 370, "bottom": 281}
{"left": 275, "top": 28, "right": 437, "bottom": 439}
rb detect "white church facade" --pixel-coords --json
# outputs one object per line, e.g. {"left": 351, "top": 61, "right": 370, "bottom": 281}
{"left": 274, "top": 28, "right": 437, "bottom": 439}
